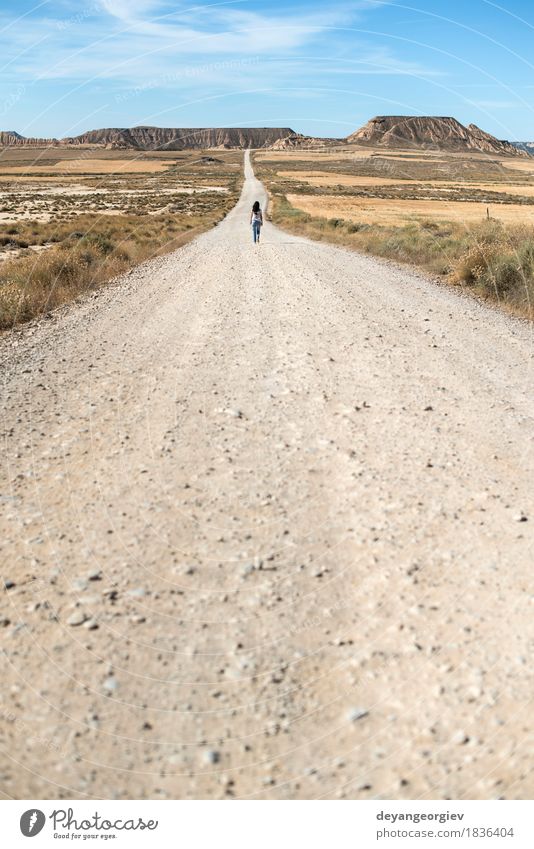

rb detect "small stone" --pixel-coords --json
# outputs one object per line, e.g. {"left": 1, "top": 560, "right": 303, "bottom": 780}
{"left": 451, "top": 730, "right": 469, "bottom": 745}
{"left": 226, "top": 408, "right": 243, "bottom": 418}
{"left": 83, "top": 618, "right": 99, "bottom": 630}
{"left": 130, "top": 614, "right": 146, "bottom": 624}
{"left": 103, "top": 676, "right": 118, "bottom": 692}
{"left": 0, "top": 616, "right": 11, "bottom": 627}
{"left": 127, "top": 587, "right": 146, "bottom": 597}
{"left": 79, "top": 595, "right": 100, "bottom": 605}
{"left": 513, "top": 513, "right": 528, "bottom": 522}
{"left": 87, "top": 570, "right": 102, "bottom": 581}
{"left": 203, "top": 749, "right": 220, "bottom": 764}
{"left": 348, "top": 707, "right": 369, "bottom": 722}
{"left": 103, "top": 589, "right": 119, "bottom": 601}
{"left": 67, "top": 611, "right": 88, "bottom": 626}
{"left": 3, "top": 580, "right": 15, "bottom": 590}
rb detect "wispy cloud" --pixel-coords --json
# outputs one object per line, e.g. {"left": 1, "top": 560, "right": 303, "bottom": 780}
{"left": 473, "top": 99, "right": 519, "bottom": 109}
{"left": 318, "top": 49, "right": 445, "bottom": 78}
{"left": 0, "top": 2, "right": 363, "bottom": 85}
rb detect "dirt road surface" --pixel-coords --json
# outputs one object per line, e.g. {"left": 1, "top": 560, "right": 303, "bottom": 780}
{"left": 1, "top": 152, "right": 533, "bottom": 800}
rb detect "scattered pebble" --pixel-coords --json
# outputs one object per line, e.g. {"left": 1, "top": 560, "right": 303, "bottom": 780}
{"left": 203, "top": 749, "right": 220, "bottom": 764}
{"left": 87, "top": 570, "right": 102, "bottom": 581}
{"left": 127, "top": 587, "right": 146, "bottom": 598}
{"left": 348, "top": 707, "right": 369, "bottom": 722}
{"left": 451, "top": 730, "right": 470, "bottom": 745}
{"left": 83, "top": 618, "right": 99, "bottom": 630}
{"left": 3, "top": 580, "right": 15, "bottom": 590}
{"left": 66, "top": 611, "right": 88, "bottom": 626}
{"left": 103, "top": 676, "right": 118, "bottom": 692}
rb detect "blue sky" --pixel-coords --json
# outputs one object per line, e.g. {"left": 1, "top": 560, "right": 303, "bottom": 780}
{"left": 1, "top": 0, "right": 533, "bottom": 140}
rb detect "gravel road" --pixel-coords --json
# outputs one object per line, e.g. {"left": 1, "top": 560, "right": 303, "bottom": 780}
{"left": 1, "top": 152, "right": 533, "bottom": 800}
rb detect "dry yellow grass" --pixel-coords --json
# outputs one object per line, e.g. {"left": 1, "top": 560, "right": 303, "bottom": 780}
{"left": 279, "top": 170, "right": 534, "bottom": 196}
{"left": 254, "top": 150, "right": 370, "bottom": 162}
{"left": 0, "top": 159, "right": 176, "bottom": 174}
{"left": 278, "top": 171, "right": 438, "bottom": 187}
{"left": 278, "top": 171, "right": 410, "bottom": 186}
{"left": 270, "top": 194, "right": 534, "bottom": 320}
{"left": 256, "top": 149, "right": 456, "bottom": 164}
{"left": 499, "top": 159, "right": 534, "bottom": 173}
{"left": 0, "top": 149, "right": 243, "bottom": 327}
{"left": 286, "top": 192, "right": 534, "bottom": 225}
{"left": 0, "top": 174, "right": 90, "bottom": 182}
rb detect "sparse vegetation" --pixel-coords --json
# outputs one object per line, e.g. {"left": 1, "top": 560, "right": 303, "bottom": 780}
{"left": 0, "top": 148, "right": 242, "bottom": 328}
{"left": 269, "top": 193, "right": 534, "bottom": 319}
{"left": 256, "top": 148, "right": 534, "bottom": 320}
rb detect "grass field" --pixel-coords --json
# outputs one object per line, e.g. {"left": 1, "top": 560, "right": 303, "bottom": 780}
{"left": 255, "top": 146, "right": 534, "bottom": 319}
{"left": 285, "top": 193, "right": 534, "bottom": 225}
{"left": 0, "top": 147, "right": 242, "bottom": 328}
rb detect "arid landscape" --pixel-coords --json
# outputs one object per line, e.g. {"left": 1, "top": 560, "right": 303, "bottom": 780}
{"left": 1, "top": 150, "right": 533, "bottom": 802}
{"left": 3, "top": 116, "right": 534, "bottom": 330}
{"left": 1, "top": 0, "right": 534, "bottom": 830}
{"left": 0, "top": 146, "right": 243, "bottom": 327}
{"left": 254, "top": 130, "right": 534, "bottom": 319}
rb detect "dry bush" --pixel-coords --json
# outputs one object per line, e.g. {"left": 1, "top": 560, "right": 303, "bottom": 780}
{"left": 0, "top": 200, "right": 236, "bottom": 329}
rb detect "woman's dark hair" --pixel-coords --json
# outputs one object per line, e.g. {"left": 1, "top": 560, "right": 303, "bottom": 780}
{"left": 252, "top": 201, "right": 260, "bottom": 213}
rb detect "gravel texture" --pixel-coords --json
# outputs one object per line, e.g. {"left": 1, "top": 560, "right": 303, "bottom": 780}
{"left": 1, "top": 152, "right": 533, "bottom": 800}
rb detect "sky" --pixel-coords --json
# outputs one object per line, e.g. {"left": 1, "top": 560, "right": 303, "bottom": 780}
{"left": 1, "top": 0, "right": 533, "bottom": 140}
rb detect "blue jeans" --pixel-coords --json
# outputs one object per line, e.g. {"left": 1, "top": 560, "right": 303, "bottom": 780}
{"left": 252, "top": 220, "right": 261, "bottom": 243}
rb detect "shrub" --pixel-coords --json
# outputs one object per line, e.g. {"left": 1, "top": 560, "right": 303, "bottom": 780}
{"left": 451, "top": 243, "right": 497, "bottom": 285}
{"left": 478, "top": 255, "right": 524, "bottom": 298}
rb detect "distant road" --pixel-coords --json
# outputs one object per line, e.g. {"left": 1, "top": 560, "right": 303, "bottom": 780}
{"left": 1, "top": 150, "right": 533, "bottom": 800}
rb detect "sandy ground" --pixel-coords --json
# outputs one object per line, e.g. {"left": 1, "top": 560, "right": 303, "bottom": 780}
{"left": 0, "top": 160, "right": 177, "bottom": 174}
{"left": 287, "top": 192, "right": 534, "bottom": 225}
{"left": 1, "top": 152, "right": 533, "bottom": 801}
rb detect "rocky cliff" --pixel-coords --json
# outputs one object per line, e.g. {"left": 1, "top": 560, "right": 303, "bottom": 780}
{"left": 347, "top": 116, "right": 526, "bottom": 156}
{"left": 0, "top": 130, "right": 58, "bottom": 146}
{"left": 60, "top": 126, "right": 299, "bottom": 150}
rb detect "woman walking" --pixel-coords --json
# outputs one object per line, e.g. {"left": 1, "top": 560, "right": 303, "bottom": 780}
{"left": 250, "top": 200, "right": 263, "bottom": 245}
